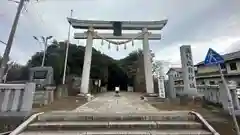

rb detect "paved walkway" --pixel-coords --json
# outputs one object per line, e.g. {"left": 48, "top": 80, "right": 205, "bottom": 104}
{"left": 73, "top": 92, "right": 159, "bottom": 113}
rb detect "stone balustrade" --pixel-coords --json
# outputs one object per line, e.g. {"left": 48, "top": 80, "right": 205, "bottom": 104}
{"left": 33, "top": 86, "right": 56, "bottom": 106}
{"left": 174, "top": 84, "right": 184, "bottom": 96}
{"left": 0, "top": 83, "right": 35, "bottom": 116}
{"left": 197, "top": 85, "right": 220, "bottom": 104}
{"left": 173, "top": 83, "right": 240, "bottom": 114}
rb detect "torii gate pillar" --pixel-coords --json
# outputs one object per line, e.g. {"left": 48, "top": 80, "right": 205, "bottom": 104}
{"left": 80, "top": 28, "right": 94, "bottom": 94}
{"left": 142, "top": 28, "right": 154, "bottom": 94}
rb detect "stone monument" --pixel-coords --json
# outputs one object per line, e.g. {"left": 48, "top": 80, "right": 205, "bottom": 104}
{"left": 29, "top": 66, "right": 54, "bottom": 89}
{"left": 180, "top": 45, "right": 198, "bottom": 97}
{"left": 29, "top": 66, "right": 55, "bottom": 106}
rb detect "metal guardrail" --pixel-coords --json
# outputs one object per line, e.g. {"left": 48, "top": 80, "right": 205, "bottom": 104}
{"left": 9, "top": 112, "right": 44, "bottom": 135}
{"left": 190, "top": 111, "right": 220, "bottom": 135}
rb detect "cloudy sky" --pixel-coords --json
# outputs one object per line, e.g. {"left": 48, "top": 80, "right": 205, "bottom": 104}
{"left": 1, "top": 0, "right": 240, "bottom": 71}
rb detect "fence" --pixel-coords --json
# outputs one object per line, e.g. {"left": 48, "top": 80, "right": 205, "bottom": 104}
{"left": 174, "top": 84, "right": 184, "bottom": 96}
{"left": 0, "top": 83, "right": 35, "bottom": 115}
{"left": 173, "top": 83, "right": 240, "bottom": 114}
{"left": 197, "top": 85, "right": 220, "bottom": 104}
{"left": 33, "top": 88, "right": 55, "bottom": 106}
{"left": 0, "top": 83, "right": 35, "bottom": 133}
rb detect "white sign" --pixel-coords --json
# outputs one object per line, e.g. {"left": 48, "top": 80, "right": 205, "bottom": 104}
{"left": 115, "top": 87, "right": 120, "bottom": 92}
{"left": 158, "top": 76, "right": 166, "bottom": 98}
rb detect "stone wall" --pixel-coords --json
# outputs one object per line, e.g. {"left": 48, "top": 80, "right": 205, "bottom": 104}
{"left": 133, "top": 53, "right": 147, "bottom": 93}
{"left": 133, "top": 75, "right": 146, "bottom": 92}
{"left": 56, "top": 85, "right": 68, "bottom": 99}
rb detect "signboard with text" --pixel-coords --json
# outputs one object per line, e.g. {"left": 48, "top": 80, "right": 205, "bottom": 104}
{"left": 180, "top": 45, "right": 197, "bottom": 96}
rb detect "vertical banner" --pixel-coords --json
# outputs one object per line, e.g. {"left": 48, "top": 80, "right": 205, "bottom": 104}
{"left": 158, "top": 75, "right": 166, "bottom": 98}
{"left": 180, "top": 45, "right": 197, "bottom": 96}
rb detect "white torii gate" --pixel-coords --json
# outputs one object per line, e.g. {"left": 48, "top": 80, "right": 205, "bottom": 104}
{"left": 67, "top": 18, "right": 167, "bottom": 94}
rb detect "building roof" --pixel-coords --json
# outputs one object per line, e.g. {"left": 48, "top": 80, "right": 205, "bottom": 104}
{"left": 195, "top": 50, "right": 240, "bottom": 66}
{"left": 166, "top": 67, "right": 182, "bottom": 75}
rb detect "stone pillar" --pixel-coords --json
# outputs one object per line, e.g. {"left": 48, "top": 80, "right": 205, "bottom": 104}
{"left": 142, "top": 28, "right": 154, "bottom": 94}
{"left": 229, "top": 84, "right": 240, "bottom": 110}
{"left": 80, "top": 28, "right": 94, "bottom": 94}
{"left": 168, "top": 74, "right": 176, "bottom": 98}
{"left": 180, "top": 45, "right": 198, "bottom": 97}
{"left": 220, "top": 83, "right": 240, "bottom": 113}
{"left": 220, "top": 83, "right": 230, "bottom": 112}
{"left": 231, "top": 90, "right": 240, "bottom": 110}
{"left": 21, "top": 83, "right": 36, "bottom": 111}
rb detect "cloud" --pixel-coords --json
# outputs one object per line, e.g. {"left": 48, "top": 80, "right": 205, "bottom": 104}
{"left": 225, "top": 39, "right": 240, "bottom": 53}
{"left": 0, "top": 0, "right": 240, "bottom": 67}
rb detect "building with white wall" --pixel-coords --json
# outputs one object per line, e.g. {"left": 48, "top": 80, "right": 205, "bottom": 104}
{"left": 166, "top": 68, "right": 183, "bottom": 96}
{"left": 166, "top": 50, "right": 240, "bottom": 104}
{"left": 195, "top": 51, "right": 240, "bottom": 86}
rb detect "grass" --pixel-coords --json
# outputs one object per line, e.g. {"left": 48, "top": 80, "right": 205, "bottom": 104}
{"left": 0, "top": 96, "right": 87, "bottom": 133}
{"left": 151, "top": 99, "right": 238, "bottom": 135}
{"left": 32, "top": 96, "right": 87, "bottom": 112}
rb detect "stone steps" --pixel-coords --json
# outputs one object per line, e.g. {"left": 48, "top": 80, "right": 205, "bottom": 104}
{"left": 20, "top": 130, "right": 212, "bottom": 135}
{"left": 17, "top": 112, "right": 217, "bottom": 135}
{"left": 27, "top": 121, "right": 203, "bottom": 130}
{"left": 37, "top": 112, "right": 196, "bottom": 121}
{"left": 144, "top": 97, "right": 165, "bottom": 102}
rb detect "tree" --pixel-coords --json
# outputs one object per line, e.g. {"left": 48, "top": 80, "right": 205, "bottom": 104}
{"left": 27, "top": 40, "right": 116, "bottom": 85}
{"left": 10, "top": 40, "right": 156, "bottom": 88}
{"left": 6, "top": 63, "right": 29, "bottom": 81}
{"left": 152, "top": 60, "right": 168, "bottom": 78}
{"left": 152, "top": 60, "right": 162, "bottom": 75}
{"left": 118, "top": 49, "right": 143, "bottom": 77}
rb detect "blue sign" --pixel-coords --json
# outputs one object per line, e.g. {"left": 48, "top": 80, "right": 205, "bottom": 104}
{"left": 204, "top": 48, "right": 224, "bottom": 65}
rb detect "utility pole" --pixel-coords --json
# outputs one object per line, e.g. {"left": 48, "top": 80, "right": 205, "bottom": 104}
{"left": 0, "top": 0, "right": 25, "bottom": 82}
{"left": 33, "top": 36, "right": 52, "bottom": 67}
{"left": 62, "top": 9, "right": 73, "bottom": 85}
{"left": 41, "top": 37, "right": 47, "bottom": 67}
{"left": 41, "top": 36, "right": 48, "bottom": 67}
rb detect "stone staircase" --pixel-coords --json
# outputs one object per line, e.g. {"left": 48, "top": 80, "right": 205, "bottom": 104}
{"left": 11, "top": 111, "right": 219, "bottom": 135}
{"left": 142, "top": 93, "right": 166, "bottom": 103}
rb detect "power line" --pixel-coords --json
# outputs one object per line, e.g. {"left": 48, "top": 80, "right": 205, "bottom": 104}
{"left": 0, "top": 0, "right": 31, "bottom": 46}
{"left": 0, "top": 40, "right": 7, "bottom": 45}
{"left": 27, "top": 1, "right": 46, "bottom": 25}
